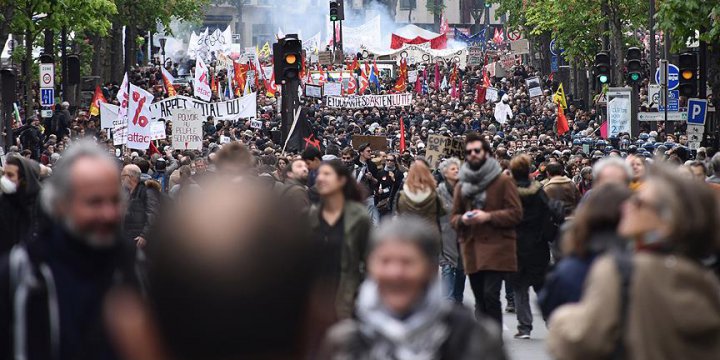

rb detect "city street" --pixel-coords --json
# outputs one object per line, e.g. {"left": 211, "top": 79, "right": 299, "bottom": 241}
{"left": 463, "top": 281, "right": 551, "bottom": 360}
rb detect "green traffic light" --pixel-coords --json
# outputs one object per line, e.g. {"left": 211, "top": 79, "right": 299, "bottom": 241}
{"left": 330, "top": 15, "right": 337, "bottom": 21}
{"left": 630, "top": 73, "right": 640, "bottom": 81}
{"left": 599, "top": 75, "right": 608, "bottom": 84}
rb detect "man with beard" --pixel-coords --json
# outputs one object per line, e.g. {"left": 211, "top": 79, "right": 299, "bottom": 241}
{"left": 451, "top": 133, "right": 522, "bottom": 326}
{"left": 121, "top": 164, "right": 161, "bottom": 249}
{"left": 0, "top": 140, "right": 138, "bottom": 359}
{"left": 282, "top": 159, "right": 311, "bottom": 211}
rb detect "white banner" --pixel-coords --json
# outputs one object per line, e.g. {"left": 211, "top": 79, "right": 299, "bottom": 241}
{"left": 607, "top": 97, "right": 631, "bottom": 137}
{"left": 150, "top": 121, "right": 166, "bottom": 140}
{"left": 323, "top": 82, "right": 342, "bottom": 97}
{"left": 171, "top": 108, "right": 203, "bottom": 150}
{"left": 526, "top": 77, "right": 543, "bottom": 98}
{"left": 194, "top": 57, "right": 212, "bottom": 101}
{"left": 126, "top": 84, "right": 155, "bottom": 150}
{"left": 325, "top": 93, "right": 413, "bottom": 108}
{"left": 100, "top": 102, "right": 119, "bottom": 129}
{"left": 150, "top": 93, "right": 257, "bottom": 122}
{"left": 408, "top": 70, "right": 418, "bottom": 84}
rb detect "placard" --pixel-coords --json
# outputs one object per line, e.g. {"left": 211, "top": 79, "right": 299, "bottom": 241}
{"left": 510, "top": 39, "right": 530, "bottom": 54}
{"left": 485, "top": 87, "right": 499, "bottom": 103}
{"left": 323, "top": 82, "right": 342, "bottom": 97}
{"left": 467, "top": 47, "right": 483, "bottom": 66}
{"left": 408, "top": 70, "right": 418, "bottom": 83}
{"left": 171, "top": 108, "right": 203, "bottom": 150}
{"left": 250, "top": 120, "right": 263, "bottom": 129}
{"left": 526, "top": 76, "right": 542, "bottom": 98}
{"left": 305, "top": 84, "right": 322, "bottom": 98}
{"left": 351, "top": 135, "right": 388, "bottom": 151}
{"left": 425, "top": 135, "right": 465, "bottom": 169}
{"left": 318, "top": 51, "right": 333, "bottom": 65}
{"left": 150, "top": 121, "right": 166, "bottom": 140}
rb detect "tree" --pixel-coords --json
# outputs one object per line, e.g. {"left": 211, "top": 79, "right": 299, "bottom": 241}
{"left": 426, "top": 0, "right": 445, "bottom": 32}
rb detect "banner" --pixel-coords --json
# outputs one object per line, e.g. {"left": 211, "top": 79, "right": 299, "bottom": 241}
{"left": 171, "top": 108, "right": 203, "bottom": 150}
{"left": 408, "top": 70, "right": 418, "bottom": 83}
{"left": 100, "top": 102, "right": 119, "bottom": 129}
{"left": 305, "top": 84, "right": 322, "bottom": 98}
{"left": 326, "top": 93, "right": 412, "bottom": 108}
{"left": 485, "top": 87, "right": 499, "bottom": 103}
{"left": 150, "top": 93, "right": 257, "bottom": 122}
{"left": 126, "top": 84, "right": 155, "bottom": 150}
{"left": 194, "top": 57, "right": 212, "bottom": 101}
{"left": 526, "top": 76, "right": 543, "bottom": 98}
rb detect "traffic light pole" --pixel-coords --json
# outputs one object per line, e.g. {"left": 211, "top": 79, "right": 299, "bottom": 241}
{"left": 280, "top": 77, "right": 300, "bottom": 148}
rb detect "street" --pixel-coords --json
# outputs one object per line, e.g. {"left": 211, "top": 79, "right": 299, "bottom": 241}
{"left": 462, "top": 280, "right": 551, "bottom": 360}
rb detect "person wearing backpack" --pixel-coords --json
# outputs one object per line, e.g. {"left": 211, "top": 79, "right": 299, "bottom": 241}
{"left": 16, "top": 117, "right": 43, "bottom": 160}
{"left": 548, "top": 166, "right": 720, "bottom": 360}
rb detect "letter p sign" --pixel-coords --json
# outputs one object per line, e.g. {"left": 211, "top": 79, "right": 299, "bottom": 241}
{"left": 687, "top": 98, "right": 707, "bottom": 126}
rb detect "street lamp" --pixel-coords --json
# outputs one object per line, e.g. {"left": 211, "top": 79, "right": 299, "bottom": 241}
{"left": 159, "top": 36, "right": 167, "bottom": 67}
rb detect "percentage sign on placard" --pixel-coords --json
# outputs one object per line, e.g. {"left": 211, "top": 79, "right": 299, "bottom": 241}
{"left": 131, "top": 91, "right": 148, "bottom": 127}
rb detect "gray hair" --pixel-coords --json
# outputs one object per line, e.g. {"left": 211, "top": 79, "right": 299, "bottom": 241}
{"left": 370, "top": 216, "right": 439, "bottom": 267}
{"left": 592, "top": 157, "right": 632, "bottom": 184}
{"left": 711, "top": 153, "right": 720, "bottom": 175}
{"left": 41, "top": 140, "right": 118, "bottom": 216}
{"left": 438, "top": 157, "right": 461, "bottom": 175}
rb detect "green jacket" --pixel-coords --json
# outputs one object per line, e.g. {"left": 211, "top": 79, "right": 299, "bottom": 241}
{"left": 309, "top": 200, "right": 371, "bottom": 319}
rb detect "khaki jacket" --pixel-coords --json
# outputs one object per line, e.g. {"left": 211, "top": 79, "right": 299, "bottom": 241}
{"left": 548, "top": 252, "right": 720, "bottom": 360}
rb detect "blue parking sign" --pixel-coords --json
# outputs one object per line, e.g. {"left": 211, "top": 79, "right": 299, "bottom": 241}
{"left": 687, "top": 98, "right": 707, "bottom": 126}
{"left": 40, "top": 88, "right": 55, "bottom": 107}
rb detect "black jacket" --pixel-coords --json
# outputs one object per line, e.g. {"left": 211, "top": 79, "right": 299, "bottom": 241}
{"left": 0, "top": 158, "right": 44, "bottom": 254}
{"left": 0, "top": 223, "right": 138, "bottom": 360}
{"left": 515, "top": 179, "right": 551, "bottom": 271}
{"left": 353, "top": 157, "right": 379, "bottom": 198}
{"left": 122, "top": 182, "right": 160, "bottom": 243}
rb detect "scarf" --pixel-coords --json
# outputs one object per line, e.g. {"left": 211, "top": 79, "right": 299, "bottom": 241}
{"left": 355, "top": 280, "right": 452, "bottom": 360}
{"left": 458, "top": 157, "right": 502, "bottom": 209}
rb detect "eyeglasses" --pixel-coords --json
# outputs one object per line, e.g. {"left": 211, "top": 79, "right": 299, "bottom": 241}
{"left": 386, "top": 159, "right": 395, "bottom": 162}
{"left": 465, "top": 148, "right": 483, "bottom": 155}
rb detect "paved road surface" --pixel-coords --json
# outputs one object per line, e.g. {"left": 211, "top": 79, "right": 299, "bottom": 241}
{"left": 461, "top": 279, "right": 552, "bottom": 360}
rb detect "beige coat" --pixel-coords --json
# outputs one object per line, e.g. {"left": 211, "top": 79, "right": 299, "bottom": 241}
{"left": 548, "top": 252, "right": 720, "bottom": 360}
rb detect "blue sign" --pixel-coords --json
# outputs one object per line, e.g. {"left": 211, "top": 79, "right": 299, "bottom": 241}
{"left": 549, "top": 39, "right": 564, "bottom": 56}
{"left": 655, "top": 63, "right": 679, "bottom": 90}
{"left": 658, "top": 90, "right": 679, "bottom": 112}
{"left": 551, "top": 55, "right": 558, "bottom": 72}
{"left": 687, "top": 98, "right": 708, "bottom": 125}
{"left": 40, "top": 88, "right": 55, "bottom": 107}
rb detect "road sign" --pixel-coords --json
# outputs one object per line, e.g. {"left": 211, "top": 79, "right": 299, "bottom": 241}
{"left": 41, "top": 110, "right": 53, "bottom": 118}
{"left": 508, "top": 29, "right": 522, "bottom": 41}
{"left": 655, "top": 63, "right": 679, "bottom": 90}
{"left": 40, "top": 88, "right": 55, "bottom": 107}
{"left": 550, "top": 39, "right": 562, "bottom": 55}
{"left": 40, "top": 63, "right": 54, "bottom": 88}
{"left": 550, "top": 55, "right": 558, "bottom": 72}
{"left": 637, "top": 112, "right": 687, "bottom": 121}
{"left": 659, "top": 90, "right": 679, "bottom": 111}
{"left": 687, "top": 98, "right": 708, "bottom": 125}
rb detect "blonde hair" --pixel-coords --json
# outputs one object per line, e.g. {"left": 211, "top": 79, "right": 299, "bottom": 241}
{"left": 405, "top": 160, "right": 437, "bottom": 193}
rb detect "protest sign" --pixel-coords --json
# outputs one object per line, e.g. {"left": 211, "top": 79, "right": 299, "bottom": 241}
{"left": 305, "top": 84, "right": 322, "bottom": 98}
{"left": 485, "top": 87, "right": 499, "bottom": 103}
{"left": 425, "top": 135, "right": 465, "bottom": 169}
{"left": 171, "top": 108, "right": 203, "bottom": 150}
{"left": 351, "top": 135, "right": 388, "bottom": 151}
{"left": 150, "top": 92, "right": 256, "bottom": 122}
{"left": 326, "top": 93, "right": 412, "bottom": 108}
{"left": 100, "top": 102, "right": 119, "bottom": 129}
{"left": 467, "top": 47, "right": 483, "bottom": 66}
{"left": 408, "top": 70, "right": 418, "bottom": 83}
{"left": 323, "top": 82, "right": 342, "bottom": 97}
{"left": 526, "top": 77, "right": 543, "bottom": 97}
{"left": 250, "top": 120, "right": 263, "bottom": 129}
{"left": 193, "top": 57, "right": 212, "bottom": 101}
{"left": 126, "top": 84, "right": 154, "bottom": 150}
{"left": 150, "top": 121, "right": 166, "bottom": 140}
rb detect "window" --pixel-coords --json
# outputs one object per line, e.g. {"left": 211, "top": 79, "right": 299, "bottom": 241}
{"left": 399, "top": 0, "right": 417, "bottom": 10}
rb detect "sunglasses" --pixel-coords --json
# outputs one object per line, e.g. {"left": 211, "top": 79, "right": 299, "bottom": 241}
{"left": 465, "top": 148, "right": 483, "bottom": 155}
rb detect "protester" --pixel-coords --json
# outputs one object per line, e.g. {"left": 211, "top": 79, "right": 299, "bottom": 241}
{"left": 282, "top": 158, "right": 311, "bottom": 210}
{"left": 508, "top": 154, "right": 550, "bottom": 339}
{"left": 707, "top": 153, "right": 720, "bottom": 184}
{"left": 302, "top": 146, "right": 323, "bottom": 187}
{"left": 548, "top": 166, "right": 720, "bottom": 360}
{"left": 627, "top": 154, "right": 647, "bottom": 191}
{"left": 451, "top": 132, "right": 522, "bottom": 325}
{"left": 121, "top": 164, "right": 161, "bottom": 248}
{"left": 0, "top": 141, "right": 138, "bottom": 359}
{"left": 542, "top": 162, "right": 580, "bottom": 217}
{"left": 437, "top": 157, "right": 465, "bottom": 303}
{"left": 394, "top": 159, "right": 443, "bottom": 235}
{"left": 375, "top": 153, "right": 403, "bottom": 217}
{"left": 538, "top": 183, "right": 632, "bottom": 318}
{"left": 354, "top": 143, "right": 380, "bottom": 225}
{"left": 309, "top": 159, "right": 370, "bottom": 319}
{"left": 321, "top": 216, "right": 508, "bottom": 360}
{"left": 0, "top": 156, "right": 45, "bottom": 253}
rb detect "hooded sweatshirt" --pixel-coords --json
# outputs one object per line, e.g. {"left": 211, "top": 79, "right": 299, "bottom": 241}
{"left": 0, "top": 157, "right": 44, "bottom": 253}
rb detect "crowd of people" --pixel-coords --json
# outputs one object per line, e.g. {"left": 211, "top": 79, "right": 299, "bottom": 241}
{"left": 1, "top": 58, "right": 720, "bottom": 360}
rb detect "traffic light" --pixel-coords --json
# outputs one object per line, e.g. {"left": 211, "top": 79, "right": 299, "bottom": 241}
{"left": 485, "top": 1, "right": 492, "bottom": 8}
{"left": 678, "top": 52, "right": 697, "bottom": 97}
{"left": 594, "top": 52, "right": 611, "bottom": 87}
{"left": 626, "top": 47, "right": 642, "bottom": 83}
{"left": 329, "top": 0, "right": 344, "bottom": 21}
{"left": 273, "top": 35, "right": 303, "bottom": 83}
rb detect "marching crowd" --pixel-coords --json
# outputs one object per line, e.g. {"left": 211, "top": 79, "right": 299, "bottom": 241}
{"left": 1, "top": 59, "right": 720, "bottom": 360}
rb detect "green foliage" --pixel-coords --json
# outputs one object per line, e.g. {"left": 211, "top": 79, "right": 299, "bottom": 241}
{"left": 656, "top": 0, "right": 720, "bottom": 51}
{"left": 115, "top": 0, "right": 209, "bottom": 30}
{"left": 11, "top": 0, "right": 117, "bottom": 38}
{"left": 425, "top": 0, "right": 445, "bottom": 16}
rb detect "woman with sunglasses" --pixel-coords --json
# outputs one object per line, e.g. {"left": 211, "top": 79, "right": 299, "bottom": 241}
{"left": 548, "top": 165, "right": 720, "bottom": 360}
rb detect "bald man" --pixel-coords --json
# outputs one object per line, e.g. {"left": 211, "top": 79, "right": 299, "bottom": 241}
{"left": 122, "top": 163, "right": 161, "bottom": 248}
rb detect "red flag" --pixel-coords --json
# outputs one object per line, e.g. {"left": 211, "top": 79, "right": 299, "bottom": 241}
{"left": 557, "top": 104, "right": 569, "bottom": 135}
{"left": 393, "top": 58, "right": 407, "bottom": 92}
{"left": 600, "top": 121, "right": 608, "bottom": 139}
{"left": 210, "top": 73, "right": 218, "bottom": 95}
{"left": 266, "top": 72, "right": 278, "bottom": 97}
{"left": 483, "top": 67, "right": 491, "bottom": 88}
{"left": 399, "top": 116, "right": 406, "bottom": 153}
{"left": 161, "top": 67, "right": 177, "bottom": 97}
{"left": 359, "top": 69, "right": 369, "bottom": 94}
{"left": 364, "top": 61, "right": 371, "bottom": 76}
{"left": 148, "top": 141, "right": 161, "bottom": 157}
{"left": 350, "top": 57, "right": 359, "bottom": 72}
{"left": 475, "top": 84, "right": 486, "bottom": 104}
{"left": 439, "top": 14, "right": 449, "bottom": 34}
{"left": 346, "top": 74, "right": 357, "bottom": 95}
{"left": 89, "top": 85, "right": 107, "bottom": 116}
